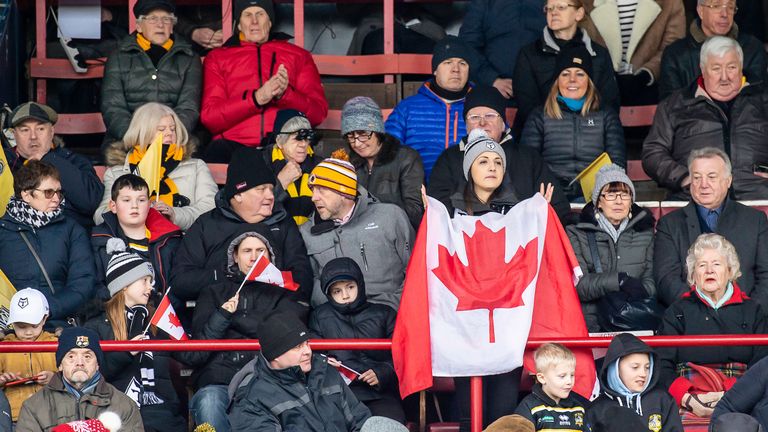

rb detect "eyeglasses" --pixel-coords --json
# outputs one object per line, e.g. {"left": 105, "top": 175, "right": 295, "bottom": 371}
{"left": 701, "top": 3, "right": 738, "bottom": 13}
{"left": 543, "top": 4, "right": 578, "bottom": 13}
{"left": 601, "top": 192, "right": 632, "bottom": 201}
{"left": 344, "top": 131, "right": 375, "bottom": 144}
{"left": 33, "top": 188, "right": 64, "bottom": 199}
{"left": 466, "top": 112, "right": 501, "bottom": 124}
{"left": 279, "top": 128, "right": 316, "bottom": 142}
{"left": 141, "top": 15, "right": 177, "bottom": 25}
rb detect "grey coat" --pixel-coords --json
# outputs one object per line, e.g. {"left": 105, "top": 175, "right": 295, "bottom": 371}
{"left": 566, "top": 203, "right": 656, "bottom": 332}
{"left": 101, "top": 33, "right": 202, "bottom": 143}
{"left": 299, "top": 187, "right": 414, "bottom": 311}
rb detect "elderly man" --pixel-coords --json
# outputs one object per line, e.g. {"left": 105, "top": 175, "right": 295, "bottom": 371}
{"left": 659, "top": 0, "right": 766, "bottom": 98}
{"left": 653, "top": 147, "right": 768, "bottom": 308}
{"left": 385, "top": 36, "right": 471, "bottom": 179}
{"left": 101, "top": 0, "right": 202, "bottom": 147}
{"left": 15, "top": 327, "right": 143, "bottom": 431}
{"left": 299, "top": 156, "right": 413, "bottom": 310}
{"left": 644, "top": 36, "right": 768, "bottom": 201}
{"left": 200, "top": 0, "right": 328, "bottom": 163}
{"left": 170, "top": 147, "right": 313, "bottom": 314}
{"left": 427, "top": 85, "right": 570, "bottom": 221}
{"left": 5, "top": 102, "right": 104, "bottom": 229}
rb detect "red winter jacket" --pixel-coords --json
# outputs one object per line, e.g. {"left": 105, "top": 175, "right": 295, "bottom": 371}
{"left": 201, "top": 34, "right": 328, "bottom": 146}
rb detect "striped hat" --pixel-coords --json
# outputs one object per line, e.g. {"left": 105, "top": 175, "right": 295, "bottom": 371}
{"left": 308, "top": 156, "right": 358, "bottom": 198}
{"left": 105, "top": 239, "right": 154, "bottom": 297}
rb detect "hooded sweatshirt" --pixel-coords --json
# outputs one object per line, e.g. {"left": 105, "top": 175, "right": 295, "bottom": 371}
{"left": 588, "top": 333, "right": 684, "bottom": 432}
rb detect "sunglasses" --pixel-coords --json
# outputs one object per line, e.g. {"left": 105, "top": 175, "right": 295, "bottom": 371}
{"left": 33, "top": 188, "right": 64, "bottom": 199}
{"left": 279, "top": 129, "right": 316, "bottom": 142}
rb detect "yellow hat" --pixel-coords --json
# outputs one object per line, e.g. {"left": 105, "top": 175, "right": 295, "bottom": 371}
{"left": 308, "top": 157, "right": 358, "bottom": 198}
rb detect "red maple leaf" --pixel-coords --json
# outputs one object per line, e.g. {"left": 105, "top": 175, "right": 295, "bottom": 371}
{"left": 167, "top": 312, "right": 181, "bottom": 328}
{"left": 432, "top": 220, "right": 539, "bottom": 343}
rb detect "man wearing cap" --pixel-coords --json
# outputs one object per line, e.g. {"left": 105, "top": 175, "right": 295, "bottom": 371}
{"left": 200, "top": 0, "right": 328, "bottom": 163}
{"left": 101, "top": 0, "right": 202, "bottom": 149}
{"left": 427, "top": 85, "right": 571, "bottom": 222}
{"left": 228, "top": 311, "right": 372, "bottom": 432}
{"left": 385, "top": 36, "right": 472, "bottom": 179}
{"left": 171, "top": 146, "right": 313, "bottom": 317}
{"left": 6, "top": 102, "right": 104, "bottom": 229}
{"left": 299, "top": 155, "right": 413, "bottom": 310}
{"left": 15, "top": 327, "right": 144, "bottom": 431}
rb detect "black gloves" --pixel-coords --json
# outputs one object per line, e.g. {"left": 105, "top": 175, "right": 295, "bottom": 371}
{"left": 618, "top": 272, "right": 648, "bottom": 300}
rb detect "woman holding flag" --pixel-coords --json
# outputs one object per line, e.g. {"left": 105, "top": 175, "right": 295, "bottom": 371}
{"left": 94, "top": 102, "right": 218, "bottom": 230}
{"left": 84, "top": 244, "right": 187, "bottom": 431}
{"left": 184, "top": 229, "right": 305, "bottom": 432}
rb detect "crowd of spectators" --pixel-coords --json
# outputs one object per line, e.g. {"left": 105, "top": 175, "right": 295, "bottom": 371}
{"left": 4, "top": 0, "right": 768, "bottom": 430}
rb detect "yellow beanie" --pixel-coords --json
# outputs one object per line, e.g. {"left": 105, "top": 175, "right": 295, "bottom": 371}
{"left": 308, "top": 153, "right": 358, "bottom": 198}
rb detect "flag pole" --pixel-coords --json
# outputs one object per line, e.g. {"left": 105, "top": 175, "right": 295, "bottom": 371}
{"left": 235, "top": 251, "right": 265, "bottom": 296}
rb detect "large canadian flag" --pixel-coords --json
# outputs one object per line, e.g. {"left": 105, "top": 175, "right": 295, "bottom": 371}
{"left": 392, "top": 195, "right": 596, "bottom": 398}
{"left": 150, "top": 295, "right": 188, "bottom": 341}
{"left": 244, "top": 252, "right": 299, "bottom": 291}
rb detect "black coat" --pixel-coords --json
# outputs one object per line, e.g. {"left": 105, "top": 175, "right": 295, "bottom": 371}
{"left": 588, "top": 333, "right": 684, "bottom": 432}
{"left": 308, "top": 257, "right": 398, "bottom": 402}
{"left": 427, "top": 129, "right": 571, "bottom": 223}
{"left": 659, "top": 20, "right": 767, "bottom": 99}
{"left": 653, "top": 200, "right": 768, "bottom": 308}
{"left": 4, "top": 146, "right": 104, "bottom": 230}
{"left": 657, "top": 285, "right": 768, "bottom": 394}
{"left": 170, "top": 191, "right": 313, "bottom": 305}
{"left": 713, "top": 355, "right": 768, "bottom": 430}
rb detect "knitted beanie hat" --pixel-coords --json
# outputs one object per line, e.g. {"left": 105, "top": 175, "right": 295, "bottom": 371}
{"left": 462, "top": 85, "right": 507, "bottom": 120}
{"left": 56, "top": 327, "right": 104, "bottom": 367}
{"left": 462, "top": 128, "right": 507, "bottom": 180}
{"left": 591, "top": 164, "right": 635, "bottom": 206}
{"left": 225, "top": 147, "right": 276, "bottom": 200}
{"left": 555, "top": 44, "right": 594, "bottom": 78}
{"left": 340, "top": 96, "right": 384, "bottom": 136}
{"left": 308, "top": 150, "right": 358, "bottom": 198}
{"left": 258, "top": 310, "right": 310, "bottom": 361}
{"left": 105, "top": 239, "right": 155, "bottom": 297}
{"left": 431, "top": 35, "right": 472, "bottom": 72}
{"left": 234, "top": 0, "right": 274, "bottom": 24}
{"left": 52, "top": 412, "right": 122, "bottom": 432}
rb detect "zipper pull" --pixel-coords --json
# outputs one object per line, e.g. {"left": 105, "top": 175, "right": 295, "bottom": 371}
{"left": 360, "top": 243, "right": 369, "bottom": 271}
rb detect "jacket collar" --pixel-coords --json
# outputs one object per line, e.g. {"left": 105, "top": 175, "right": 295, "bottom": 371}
{"left": 309, "top": 186, "right": 373, "bottom": 235}
{"left": 681, "top": 282, "right": 749, "bottom": 307}
{"left": 47, "top": 373, "right": 114, "bottom": 403}
{"left": 121, "top": 31, "right": 194, "bottom": 56}
{"left": 96, "top": 208, "right": 181, "bottom": 243}
{"left": 222, "top": 31, "right": 292, "bottom": 48}
{"left": 541, "top": 27, "right": 597, "bottom": 56}
{"left": 576, "top": 202, "right": 654, "bottom": 231}
{"left": 213, "top": 189, "right": 288, "bottom": 226}
{"left": 690, "top": 19, "right": 738, "bottom": 44}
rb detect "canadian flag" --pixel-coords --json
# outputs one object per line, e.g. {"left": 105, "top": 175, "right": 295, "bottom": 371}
{"left": 336, "top": 363, "right": 361, "bottom": 385}
{"left": 392, "top": 195, "right": 596, "bottom": 398}
{"left": 244, "top": 252, "right": 299, "bottom": 291}
{"left": 150, "top": 295, "right": 188, "bottom": 341}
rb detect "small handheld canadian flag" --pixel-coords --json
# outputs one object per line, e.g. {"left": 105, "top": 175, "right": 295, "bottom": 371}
{"left": 149, "top": 290, "right": 188, "bottom": 341}
{"left": 236, "top": 251, "right": 299, "bottom": 296}
{"left": 321, "top": 354, "right": 361, "bottom": 385}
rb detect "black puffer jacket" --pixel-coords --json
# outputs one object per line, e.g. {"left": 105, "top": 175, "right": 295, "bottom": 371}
{"left": 521, "top": 103, "right": 626, "bottom": 199}
{"left": 101, "top": 33, "right": 202, "bottom": 144}
{"left": 352, "top": 138, "right": 425, "bottom": 229}
{"left": 566, "top": 203, "right": 655, "bottom": 332}
{"left": 84, "top": 310, "right": 186, "bottom": 432}
{"left": 642, "top": 81, "right": 768, "bottom": 200}
{"left": 308, "top": 257, "right": 398, "bottom": 402}
{"left": 659, "top": 20, "right": 767, "bottom": 99}
{"left": 170, "top": 191, "right": 313, "bottom": 305}
{"left": 512, "top": 27, "right": 620, "bottom": 134}
{"left": 229, "top": 354, "right": 371, "bottom": 431}
{"left": 588, "top": 333, "right": 684, "bottom": 432}
{"left": 427, "top": 128, "right": 571, "bottom": 223}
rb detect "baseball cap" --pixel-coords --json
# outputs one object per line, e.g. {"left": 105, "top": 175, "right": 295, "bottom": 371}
{"left": 9, "top": 288, "right": 50, "bottom": 325}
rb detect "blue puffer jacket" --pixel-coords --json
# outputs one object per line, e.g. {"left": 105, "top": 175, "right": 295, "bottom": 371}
{"left": 385, "top": 81, "right": 466, "bottom": 179}
{"left": 0, "top": 212, "right": 95, "bottom": 323}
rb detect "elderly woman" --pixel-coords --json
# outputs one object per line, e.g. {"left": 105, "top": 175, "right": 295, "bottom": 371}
{"left": 101, "top": 0, "right": 201, "bottom": 147}
{"left": 263, "top": 109, "right": 320, "bottom": 225}
{"left": 566, "top": 164, "right": 656, "bottom": 332}
{"left": 521, "top": 45, "right": 625, "bottom": 201}
{"left": 658, "top": 234, "right": 768, "bottom": 420}
{"left": 342, "top": 96, "right": 425, "bottom": 228}
{"left": 0, "top": 161, "right": 95, "bottom": 327}
{"left": 200, "top": 0, "right": 327, "bottom": 162}
{"left": 512, "top": 0, "right": 618, "bottom": 133}
{"left": 95, "top": 102, "right": 218, "bottom": 230}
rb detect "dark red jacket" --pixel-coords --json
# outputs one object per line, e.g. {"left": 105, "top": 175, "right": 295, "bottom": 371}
{"left": 201, "top": 34, "right": 328, "bottom": 146}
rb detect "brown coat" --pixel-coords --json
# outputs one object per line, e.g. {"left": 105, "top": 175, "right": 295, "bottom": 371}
{"left": 15, "top": 373, "right": 144, "bottom": 432}
{"left": 0, "top": 332, "right": 58, "bottom": 420}
{"left": 581, "top": 0, "right": 685, "bottom": 79}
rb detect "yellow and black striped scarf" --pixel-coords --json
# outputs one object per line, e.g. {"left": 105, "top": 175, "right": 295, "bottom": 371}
{"left": 272, "top": 146, "right": 314, "bottom": 225}
{"left": 128, "top": 143, "right": 183, "bottom": 207}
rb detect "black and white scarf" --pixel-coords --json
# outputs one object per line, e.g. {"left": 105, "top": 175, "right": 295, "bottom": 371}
{"left": 125, "top": 305, "right": 164, "bottom": 407}
{"left": 5, "top": 196, "right": 62, "bottom": 229}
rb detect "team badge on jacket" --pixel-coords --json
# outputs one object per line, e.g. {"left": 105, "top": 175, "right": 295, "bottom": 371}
{"left": 648, "top": 414, "right": 662, "bottom": 432}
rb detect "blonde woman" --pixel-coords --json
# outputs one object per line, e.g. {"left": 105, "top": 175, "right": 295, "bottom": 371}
{"left": 95, "top": 102, "right": 217, "bottom": 230}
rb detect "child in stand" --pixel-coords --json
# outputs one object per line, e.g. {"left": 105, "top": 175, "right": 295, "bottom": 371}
{"left": 0, "top": 288, "right": 57, "bottom": 425}
{"left": 588, "top": 333, "right": 683, "bottom": 432}
{"left": 515, "top": 343, "right": 590, "bottom": 431}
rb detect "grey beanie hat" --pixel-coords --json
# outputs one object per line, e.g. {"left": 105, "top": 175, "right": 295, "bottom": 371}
{"left": 360, "top": 416, "right": 410, "bottom": 432}
{"left": 591, "top": 163, "right": 635, "bottom": 206}
{"left": 340, "top": 96, "right": 385, "bottom": 136}
{"left": 105, "top": 239, "right": 155, "bottom": 297}
{"left": 462, "top": 128, "right": 506, "bottom": 180}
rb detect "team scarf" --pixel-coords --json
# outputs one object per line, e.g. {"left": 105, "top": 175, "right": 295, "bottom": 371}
{"left": 124, "top": 305, "right": 164, "bottom": 407}
{"left": 271, "top": 146, "right": 315, "bottom": 225}
{"left": 5, "top": 195, "right": 62, "bottom": 229}
{"left": 128, "top": 143, "right": 183, "bottom": 207}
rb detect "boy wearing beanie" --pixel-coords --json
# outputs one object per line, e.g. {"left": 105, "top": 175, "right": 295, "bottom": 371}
{"left": 0, "top": 288, "right": 57, "bottom": 423}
